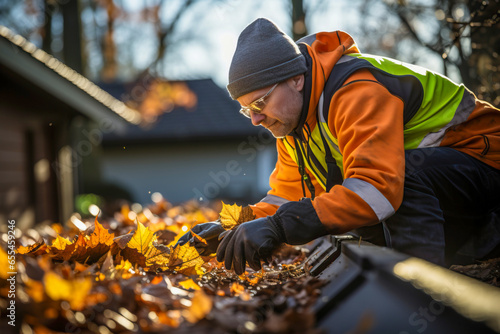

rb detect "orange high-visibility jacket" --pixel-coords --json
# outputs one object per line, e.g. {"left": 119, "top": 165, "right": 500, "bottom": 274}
{"left": 251, "top": 31, "right": 500, "bottom": 235}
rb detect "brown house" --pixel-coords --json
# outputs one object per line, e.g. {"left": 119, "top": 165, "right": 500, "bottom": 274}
{"left": 0, "top": 26, "right": 141, "bottom": 228}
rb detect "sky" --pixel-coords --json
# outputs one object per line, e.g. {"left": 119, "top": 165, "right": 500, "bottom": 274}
{"left": 116, "top": 0, "right": 365, "bottom": 87}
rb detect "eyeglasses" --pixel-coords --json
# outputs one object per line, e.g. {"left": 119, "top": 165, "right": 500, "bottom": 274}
{"left": 239, "top": 83, "right": 279, "bottom": 118}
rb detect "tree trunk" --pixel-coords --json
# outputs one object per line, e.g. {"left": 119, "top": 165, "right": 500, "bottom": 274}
{"left": 291, "top": 0, "right": 307, "bottom": 41}
{"left": 61, "top": 0, "right": 83, "bottom": 74}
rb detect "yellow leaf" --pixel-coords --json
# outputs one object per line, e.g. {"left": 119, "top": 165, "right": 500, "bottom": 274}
{"left": 123, "top": 222, "right": 172, "bottom": 270}
{"left": 127, "top": 221, "right": 156, "bottom": 254}
{"left": 44, "top": 272, "right": 92, "bottom": 310}
{"left": 145, "top": 245, "right": 170, "bottom": 271}
{"left": 219, "top": 202, "right": 256, "bottom": 230}
{"left": 168, "top": 243, "right": 204, "bottom": 276}
{"left": 50, "top": 235, "right": 72, "bottom": 250}
{"left": 178, "top": 278, "right": 200, "bottom": 291}
{"left": 219, "top": 202, "right": 241, "bottom": 230}
{"left": 25, "top": 278, "right": 45, "bottom": 303}
{"left": 115, "top": 259, "right": 133, "bottom": 271}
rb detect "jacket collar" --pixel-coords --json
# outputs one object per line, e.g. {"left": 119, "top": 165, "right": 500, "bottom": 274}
{"left": 290, "top": 44, "right": 314, "bottom": 141}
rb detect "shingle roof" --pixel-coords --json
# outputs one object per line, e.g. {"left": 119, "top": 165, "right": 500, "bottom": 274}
{"left": 100, "top": 78, "right": 262, "bottom": 144}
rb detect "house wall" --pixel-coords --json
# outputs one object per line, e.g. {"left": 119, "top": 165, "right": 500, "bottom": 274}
{"left": 100, "top": 140, "right": 277, "bottom": 206}
{"left": 0, "top": 94, "right": 68, "bottom": 228}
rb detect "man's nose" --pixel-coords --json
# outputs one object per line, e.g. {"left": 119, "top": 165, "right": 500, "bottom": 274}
{"left": 250, "top": 111, "right": 265, "bottom": 126}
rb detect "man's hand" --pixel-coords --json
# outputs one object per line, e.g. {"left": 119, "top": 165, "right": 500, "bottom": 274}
{"left": 215, "top": 199, "right": 329, "bottom": 274}
{"left": 175, "top": 222, "right": 225, "bottom": 256}
{"left": 216, "top": 217, "right": 285, "bottom": 275}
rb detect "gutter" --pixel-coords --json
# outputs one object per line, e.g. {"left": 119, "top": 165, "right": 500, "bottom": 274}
{"left": 308, "top": 235, "right": 500, "bottom": 333}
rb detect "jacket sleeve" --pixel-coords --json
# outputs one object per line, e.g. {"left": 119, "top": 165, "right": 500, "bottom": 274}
{"left": 311, "top": 69, "right": 406, "bottom": 234}
{"left": 251, "top": 138, "right": 324, "bottom": 218}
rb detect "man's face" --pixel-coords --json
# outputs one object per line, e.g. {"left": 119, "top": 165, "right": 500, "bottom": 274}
{"left": 237, "top": 75, "right": 304, "bottom": 138}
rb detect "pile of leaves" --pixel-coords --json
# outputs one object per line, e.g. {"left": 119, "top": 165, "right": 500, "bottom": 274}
{"left": 0, "top": 199, "right": 324, "bottom": 333}
{"left": 450, "top": 257, "right": 500, "bottom": 287}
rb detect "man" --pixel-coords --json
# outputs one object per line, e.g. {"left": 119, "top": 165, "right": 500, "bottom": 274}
{"left": 178, "top": 18, "right": 500, "bottom": 275}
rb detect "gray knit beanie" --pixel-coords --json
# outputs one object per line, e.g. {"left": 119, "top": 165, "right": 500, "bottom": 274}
{"left": 227, "top": 18, "right": 307, "bottom": 100}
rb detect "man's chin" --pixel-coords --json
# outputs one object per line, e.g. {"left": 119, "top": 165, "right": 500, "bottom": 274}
{"left": 264, "top": 123, "right": 288, "bottom": 138}
{"left": 268, "top": 128, "right": 286, "bottom": 138}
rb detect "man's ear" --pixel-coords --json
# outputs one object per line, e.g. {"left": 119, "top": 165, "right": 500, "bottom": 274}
{"left": 290, "top": 74, "right": 305, "bottom": 92}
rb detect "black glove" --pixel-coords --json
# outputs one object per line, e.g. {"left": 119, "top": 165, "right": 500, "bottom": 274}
{"left": 175, "top": 222, "right": 226, "bottom": 256}
{"left": 216, "top": 198, "right": 328, "bottom": 274}
{"left": 216, "top": 217, "right": 285, "bottom": 275}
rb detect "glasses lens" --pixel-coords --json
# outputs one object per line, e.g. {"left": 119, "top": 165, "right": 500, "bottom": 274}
{"left": 239, "top": 83, "right": 278, "bottom": 118}
{"left": 239, "top": 107, "right": 251, "bottom": 118}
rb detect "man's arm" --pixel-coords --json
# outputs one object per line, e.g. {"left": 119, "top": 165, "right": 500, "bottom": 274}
{"left": 311, "top": 69, "right": 406, "bottom": 234}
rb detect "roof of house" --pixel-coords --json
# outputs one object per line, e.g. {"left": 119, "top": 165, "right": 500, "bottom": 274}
{"left": 100, "top": 78, "right": 262, "bottom": 144}
{"left": 0, "top": 25, "right": 141, "bottom": 129}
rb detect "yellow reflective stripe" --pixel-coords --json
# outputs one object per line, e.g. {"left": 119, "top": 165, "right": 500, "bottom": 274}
{"left": 296, "top": 140, "right": 327, "bottom": 187}
{"left": 317, "top": 122, "right": 344, "bottom": 178}
{"left": 282, "top": 138, "right": 327, "bottom": 189}
{"left": 317, "top": 93, "right": 344, "bottom": 178}
{"left": 283, "top": 138, "right": 298, "bottom": 164}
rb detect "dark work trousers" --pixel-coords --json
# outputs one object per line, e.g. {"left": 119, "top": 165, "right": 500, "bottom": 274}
{"left": 354, "top": 147, "right": 500, "bottom": 267}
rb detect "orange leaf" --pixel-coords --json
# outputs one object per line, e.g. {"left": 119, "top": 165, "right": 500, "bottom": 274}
{"left": 230, "top": 282, "right": 251, "bottom": 300}
{"left": 183, "top": 290, "right": 212, "bottom": 323}
{"left": 52, "top": 217, "right": 115, "bottom": 264}
{"left": 178, "top": 278, "right": 200, "bottom": 291}
{"left": 0, "top": 247, "right": 10, "bottom": 279}
{"left": 191, "top": 230, "right": 207, "bottom": 245}
{"left": 24, "top": 278, "right": 45, "bottom": 303}
{"left": 88, "top": 216, "right": 115, "bottom": 247}
{"left": 17, "top": 241, "right": 47, "bottom": 256}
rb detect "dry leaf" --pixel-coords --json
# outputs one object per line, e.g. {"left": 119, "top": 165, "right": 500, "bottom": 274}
{"left": 219, "top": 202, "right": 256, "bottom": 230}
{"left": 50, "top": 235, "right": 72, "bottom": 250}
{"left": 0, "top": 247, "right": 10, "bottom": 279}
{"left": 178, "top": 278, "right": 200, "bottom": 291}
{"left": 183, "top": 290, "right": 212, "bottom": 323}
{"left": 17, "top": 241, "right": 47, "bottom": 255}
{"left": 50, "top": 217, "right": 115, "bottom": 264}
{"left": 24, "top": 278, "right": 45, "bottom": 303}
{"left": 9, "top": 198, "right": 327, "bottom": 334}
{"left": 168, "top": 243, "right": 204, "bottom": 276}
{"left": 123, "top": 221, "right": 170, "bottom": 271}
{"left": 219, "top": 202, "right": 241, "bottom": 230}
{"left": 127, "top": 221, "right": 156, "bottom": 254}
{"left": 43, "top": 271, "right": 92, "bottom": 310}
{"left": 230, "top": 282, "right": 250, "bottom": 301}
